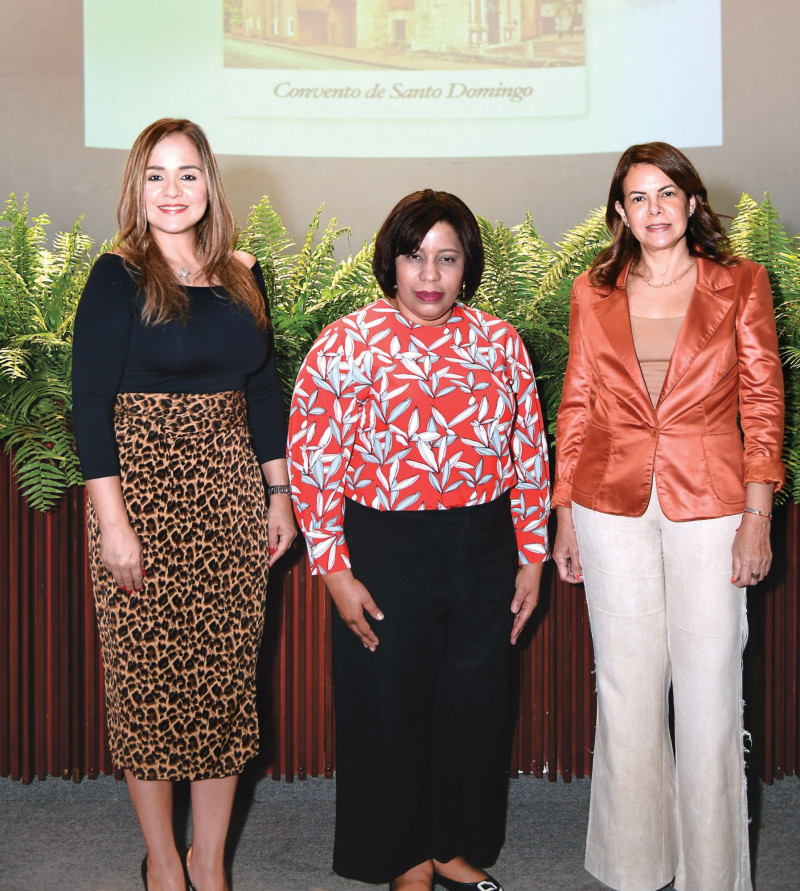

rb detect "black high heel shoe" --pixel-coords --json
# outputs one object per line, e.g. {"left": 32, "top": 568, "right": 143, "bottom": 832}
{"left": 181, "top": 846, "right": 197, "bottom": 891}
{"left": 435, "top": 874, "right": 504, "bottom": 891}
{"left": 140, "top": 855, "right": 148, "bottom": 890}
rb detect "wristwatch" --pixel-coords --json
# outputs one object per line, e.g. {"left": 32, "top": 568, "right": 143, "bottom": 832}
{"left": 267, "top": 484, "right": 292, "bottom": 496}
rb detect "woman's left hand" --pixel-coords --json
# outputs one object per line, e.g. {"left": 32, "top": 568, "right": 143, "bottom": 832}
{"left": 731, "top": 513, "right": 772, "bottom": 588}
{"left": 267, "top": 495, "right": 298, "bottom": 567}
{"left": 511, "top": 563, "right": 544, "bottom": 645}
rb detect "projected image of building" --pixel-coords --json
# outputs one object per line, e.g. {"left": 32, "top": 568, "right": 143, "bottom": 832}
{"left": 224, "top": 1, "right": 585, "bottom": 69}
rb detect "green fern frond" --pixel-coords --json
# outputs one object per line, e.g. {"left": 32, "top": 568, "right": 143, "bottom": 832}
{"left": 729, "top": 194, "right": 792, "bottom": 282}
{"left": 4, "top": 401, "right": 82, "bottom": 511}
{"left": 238, "top": 195, "right": 294, "bottom": 284}
{"left": 0, "top": 257, "right": 35, "bottom": 338}
{"left": 474, "top": 218, "right": 536, "bottom": 335}
{"left": 0, "top": 347, "right": 31, "bottom": 380}
{"left": 512, "top": 214, "right": 559, "bottom": 313}
{"left": 318, "top": 240, "right": 380, "bottom": 326}
{"left": 780, "top": 368, "right": 800, "bottom": 506}
{"left": 780, "top": 344, "right": 800, "bottom": 369}
{"left": 239, "top": 200, "right": 352, "bottom": 414}
{"left": 529, "top": 207, "right": 609, "bottom": 431}
{"left": 0, "top": 200, "right": 92, "bottom": 510}
{"left": 45, "top": 277, "right": 83, "bottom": 339}
{"left": 288, "top": 210, "right": 352, "bottom": 317}
{"left": 285, "top": 205, "right": 325, "bottom": 312}
{"left": 0, "top": 195, "right": 50, "bottom": 289}
{"left": 49, "top": 218, "right": 93, "bottom": 278}
{"left": 539, "top": 207, "right": 609, "bottom": 297}
{"left": 2, "top": 190, "right": 799, "bottom": 509}
{"left": 3, "top": 376, "right": 71, "bottom": 427}
{"left": 7, "top": 437, "right": 75, "bottom": 511}
{"left": 3, "top": 332, "right": 71, "bottom": 359}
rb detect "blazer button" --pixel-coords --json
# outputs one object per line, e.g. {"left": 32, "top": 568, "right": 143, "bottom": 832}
{"left": 649, "top": 427, "right": 658, "bottom": 438}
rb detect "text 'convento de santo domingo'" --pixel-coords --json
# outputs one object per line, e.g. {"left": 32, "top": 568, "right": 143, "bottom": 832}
{"left": 273, "top": 82, "right": 536, "bottom": 103}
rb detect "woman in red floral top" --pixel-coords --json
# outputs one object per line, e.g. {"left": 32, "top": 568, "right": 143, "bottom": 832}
{"left": 288, "top": 190, "right": 551, "bottom": 891}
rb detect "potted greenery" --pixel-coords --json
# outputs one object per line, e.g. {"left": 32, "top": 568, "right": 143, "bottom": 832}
{"left": 0, "top": 196, "right": 92, "bottom": 511}
{"left": 1, "top": 191, "right": 798, "bottom": 509}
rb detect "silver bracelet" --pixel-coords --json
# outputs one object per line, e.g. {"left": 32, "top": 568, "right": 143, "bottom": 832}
{"left": 743, "top": 506, "right": 772, "bottom": 520}
{"left": 267, "top": 484, "right": 292, "bottom": 496}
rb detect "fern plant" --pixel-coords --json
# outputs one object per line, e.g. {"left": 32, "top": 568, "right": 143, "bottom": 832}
{"left": 0, "top": 196, "right": 92, "bottom": 510}
{"left": 1, "top": 190, "right": 798, "bottom": 511}
{"left": 238, "top": 197, "right": 354, "bottom": 412}
{"left": 474, "top": 215, "right": 554, "bottom": 341}
{"left": 317, "top": 239, "right": 382, "bottom": 330}
{"left": 526, "top": 207, "right": 610, "bottom": 433}
{"left": 728, "top": 193, "right": 794, "bottom": 280}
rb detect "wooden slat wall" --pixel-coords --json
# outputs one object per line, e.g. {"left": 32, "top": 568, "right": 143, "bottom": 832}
{"left": 1, "top": 452, "right": 798, "bottom": 784}
{"left": 744, "top": 498, "right": 800, "bottom": 780}
{"left": 0, "top": 458, "right": 109, "bottom": 782}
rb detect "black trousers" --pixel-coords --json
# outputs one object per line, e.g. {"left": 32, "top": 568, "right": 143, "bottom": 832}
{"left": 332, "top": 494, "right": 518, "bottom": 883}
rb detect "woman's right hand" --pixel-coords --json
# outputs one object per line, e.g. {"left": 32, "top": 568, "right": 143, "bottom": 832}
{"left": 322, "top": 569, "right": 384, "bottom": 651}
{"left": 99, "top": 521, "right": 145, "bottom": 592}
{"left": 85, "top": 476, "right": 145, "bottom": 592}
{"left": 553, "top": 506, "right": 584, "bottom": 584}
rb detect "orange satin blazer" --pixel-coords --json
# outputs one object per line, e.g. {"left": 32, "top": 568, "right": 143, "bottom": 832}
{"left": 552, "top": 257, "right": 785, "bottom": 520}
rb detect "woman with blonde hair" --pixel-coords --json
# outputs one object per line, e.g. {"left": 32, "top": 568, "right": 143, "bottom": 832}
{"left": 72, "top": 118, "right": 296, "bottom": 890}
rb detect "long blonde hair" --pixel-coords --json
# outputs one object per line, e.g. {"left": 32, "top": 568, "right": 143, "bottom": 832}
{"left": 114, "top": 118, "right": 267, "bottom": 329}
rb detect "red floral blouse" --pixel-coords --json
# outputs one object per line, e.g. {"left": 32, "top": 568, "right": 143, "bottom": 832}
{"left": 288, "top": 300, "right": 551, "bottom": 574}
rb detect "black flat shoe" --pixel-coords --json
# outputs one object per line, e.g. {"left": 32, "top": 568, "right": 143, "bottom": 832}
{"left": 140, "top": 855, "right": 148, "bottom": 890}
{"left": 435, "top": 874, "right": 504, "bottom": 891}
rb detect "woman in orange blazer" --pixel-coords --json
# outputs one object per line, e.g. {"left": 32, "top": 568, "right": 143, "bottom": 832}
{"left": 553, "top": 143, "right": 784, "bottom": 891}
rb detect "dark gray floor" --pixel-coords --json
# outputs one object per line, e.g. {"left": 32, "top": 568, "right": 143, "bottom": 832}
{"left": 1, "top": 772, "right": 798, "bottom": 890}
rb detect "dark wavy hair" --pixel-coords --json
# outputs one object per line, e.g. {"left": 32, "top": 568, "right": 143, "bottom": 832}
{"left": 114, "top": 118, "right": 266, "bottom": 328}
{"left": 590, "top": 141, "right": 737, "bottom": 288}
{"left": 372, "top": 190, "right": 484, "bottom": 300}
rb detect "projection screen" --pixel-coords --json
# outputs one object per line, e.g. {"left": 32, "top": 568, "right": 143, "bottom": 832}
{"left": 84, "top": 0, "right": 722, "bottom": 158}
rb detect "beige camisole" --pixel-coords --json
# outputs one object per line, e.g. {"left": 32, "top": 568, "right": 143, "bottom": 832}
{"left": 630, "top": 314, "right": 685, "bottom": 407}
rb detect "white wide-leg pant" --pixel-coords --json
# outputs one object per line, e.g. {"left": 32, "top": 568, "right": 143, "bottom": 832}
{"left": 573, "top": 487, "right": 752, "bottom": 891}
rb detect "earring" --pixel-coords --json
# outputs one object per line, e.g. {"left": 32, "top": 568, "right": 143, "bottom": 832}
{"left": 623, "top": 220, "right": 630, "bottom": 228}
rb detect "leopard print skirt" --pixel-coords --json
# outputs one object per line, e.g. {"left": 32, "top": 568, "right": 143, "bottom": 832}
{"left": 87, "top": 391, "right": 269, "bottom": 781}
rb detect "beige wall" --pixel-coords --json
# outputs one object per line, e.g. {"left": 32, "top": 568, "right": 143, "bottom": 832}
{"left": 1, "top": 0, "right": 798, "bottom": 254}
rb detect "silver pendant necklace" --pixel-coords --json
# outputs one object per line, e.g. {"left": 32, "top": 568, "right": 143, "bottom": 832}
{"left": 175, "top": 256, "right": 199, "bottom": 285}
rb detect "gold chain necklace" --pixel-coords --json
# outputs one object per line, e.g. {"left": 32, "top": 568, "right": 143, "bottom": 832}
{"left": 635, "top": 257, "right": 695, "bottom": 289}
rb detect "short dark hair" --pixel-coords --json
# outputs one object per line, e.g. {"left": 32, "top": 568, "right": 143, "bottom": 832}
{"left": 590, "top": 141, "right": 735, "bottom": 287}
{"left": 372, "top": 190, "right": 485, "bottom": 299}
